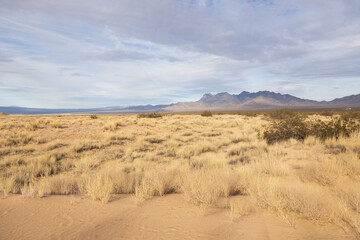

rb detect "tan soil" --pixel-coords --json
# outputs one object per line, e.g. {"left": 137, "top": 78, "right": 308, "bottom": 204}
{"left": 0, "top": 194, "right": 350, "bottom": 240}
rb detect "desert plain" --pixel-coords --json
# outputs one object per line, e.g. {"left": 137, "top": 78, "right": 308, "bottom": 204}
{"left": 0, "top": 112, "right": 360, "bottom": 239}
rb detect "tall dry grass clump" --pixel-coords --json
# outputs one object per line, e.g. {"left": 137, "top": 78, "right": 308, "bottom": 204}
{"left": 182, "top": 169, "right": 247, "bottom": 206}
{"left": 134, "top": 167, "right": 180, "bottom": 201}
{"left": 87, "top": 173, "right": 114, "bottom": 204}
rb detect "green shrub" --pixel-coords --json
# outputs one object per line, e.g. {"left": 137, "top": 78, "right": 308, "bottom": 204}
{"left": 263, "top": 116, "right": 309, "bottom": 144}
{"left": 310, "top": 118, "right": 360, "bottom": 141}
{"left": 263, "top": 116, "right": 360, "bottom": 144}
{"left": 201, "top": 111, "right": 213, "bottom": 117}
{"left": 90, "top": 115, "right": 98, "bottom": 119}
{"left": 137, "top": 113, "right": 162, "bottom": 118}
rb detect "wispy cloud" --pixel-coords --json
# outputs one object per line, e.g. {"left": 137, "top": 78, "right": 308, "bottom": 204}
{"left": 0, "top": 0, "right": 359, "bottom": 107}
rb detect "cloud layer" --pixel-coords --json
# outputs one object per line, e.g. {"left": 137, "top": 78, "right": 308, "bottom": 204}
{"left": 0, "top": 0, "right": 360, "bottom": 107}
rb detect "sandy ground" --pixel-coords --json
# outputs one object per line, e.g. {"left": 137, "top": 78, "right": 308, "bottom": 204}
{"left": 0, "top": 194, "right": 352, "bottom": 240}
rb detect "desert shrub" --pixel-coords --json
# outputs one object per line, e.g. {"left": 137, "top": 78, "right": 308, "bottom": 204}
{"left": 340, "top": 111, "right": 360, "bottom": 121}
{"left": 90, "top": 115, "right": 98, "bottom": 119}
{"left": 200, "top": 111, "right": 213, "bottom": 117}
{"left": 263, "top": 116, "right": 360, "bottom": 144}
{"left": 267, "top": 108, "right": 298, "bottom": 120}
{"left": 309, "top": 118, "right": 360, "bottom": 141}
{"left": 137, "top": 113, "right": 162, "bottom": 118}
{"left": 263, "top": 115, "right": 309, "bottom": 144}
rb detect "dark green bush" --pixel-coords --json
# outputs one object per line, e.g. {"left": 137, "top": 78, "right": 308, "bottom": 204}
{"left": 201, "top": 111, "right": 213, "bottom": 117}
{"left": 90, "top": 115, "right": 98, "bottom": 119}
{"left": 263, "top": 116, "right": 360, "bottom": 144}
{"left": 263, "top": 116, "right": 309, "bottom": 144}
{"left": 310, "top": 118, "right": 360, "bottom": 141}
{"left": 137, "top": 113, "right": 162, "bottom": 118}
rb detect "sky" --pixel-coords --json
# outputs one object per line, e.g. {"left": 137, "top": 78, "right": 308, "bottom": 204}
{"left": 0, "top": 0, "right": 360, "bottom": 108}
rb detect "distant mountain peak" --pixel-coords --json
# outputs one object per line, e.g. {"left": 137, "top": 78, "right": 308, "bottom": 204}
{"left": 165, "top": 91, "right": 360, "bottom": 112}
{"left": 200, "top": 93, "right": 213, "bottom": 101}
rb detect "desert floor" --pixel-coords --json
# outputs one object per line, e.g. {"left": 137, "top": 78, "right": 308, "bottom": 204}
{"left": 0, "top": 193, "right": 349, "bottom": 240}
{"left": 1, "top": 112, "right": 360, "bottom": 239}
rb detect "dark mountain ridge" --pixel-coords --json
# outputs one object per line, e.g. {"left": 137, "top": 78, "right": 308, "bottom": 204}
{"left": 165, "top": 91, "right": 360, "bottom": 112}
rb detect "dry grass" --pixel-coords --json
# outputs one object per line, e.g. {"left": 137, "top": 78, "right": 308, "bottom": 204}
{"left": 229, "top": 198, "right": 255, "bottom": 221}
{"left": 135, "top": 167, "right": 179, "bottom": 201}
{"left": 87, "top": 173, "right": 113, "bottom": 204}
{"left": 104, "top": 121, "right": 123, "bottom": 131}
{"left": 182, "top": 169, "right": 246, "bottom": 206}
{"left": 0, "top": 113, "right": 360, "bottom": 236}
{"left": 298, "top": 157, "right": 341, "bottom": 186}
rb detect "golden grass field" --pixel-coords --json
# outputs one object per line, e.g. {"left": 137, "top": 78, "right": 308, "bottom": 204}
{"left": 1, "top": 113, "right": 360, "bottom": 239}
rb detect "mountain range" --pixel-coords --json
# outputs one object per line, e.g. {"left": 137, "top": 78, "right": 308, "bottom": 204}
{"left": 1, "top": 91, "right": 360, "bottom": 114}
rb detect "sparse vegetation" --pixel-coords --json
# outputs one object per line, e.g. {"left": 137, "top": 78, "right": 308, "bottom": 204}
{"left": 104, "top": 121, "right": 123, "bottom": 131}
{"left": 267, "top": 108, "right": 298, "bottom": 119}
{"left": 263, "top": 115, "right": 360, "bottom": 144}
{"left": 137, "top": 112, "right": 162, "bottom": 118}
{"left": 200, "top": 111, "right": 213, "bottom": 117}
{"left": 1, "top": 113, "right": 360, "bottom": 237}
{"left": 263, "top": 115, "right": 309, "bottom": 144}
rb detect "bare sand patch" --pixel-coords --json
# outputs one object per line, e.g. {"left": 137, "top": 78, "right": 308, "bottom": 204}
{"left": 0, "top": 194, "right": 350, "bottom": 240}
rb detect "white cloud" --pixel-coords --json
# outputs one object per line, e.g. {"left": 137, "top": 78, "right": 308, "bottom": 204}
{"left": 0, "top": 0, "right": 359, "bottom": 107}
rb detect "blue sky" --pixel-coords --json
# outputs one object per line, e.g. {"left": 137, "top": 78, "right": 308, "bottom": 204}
{"left": 0, "top": 0, "right": 360, "bottom": 108}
